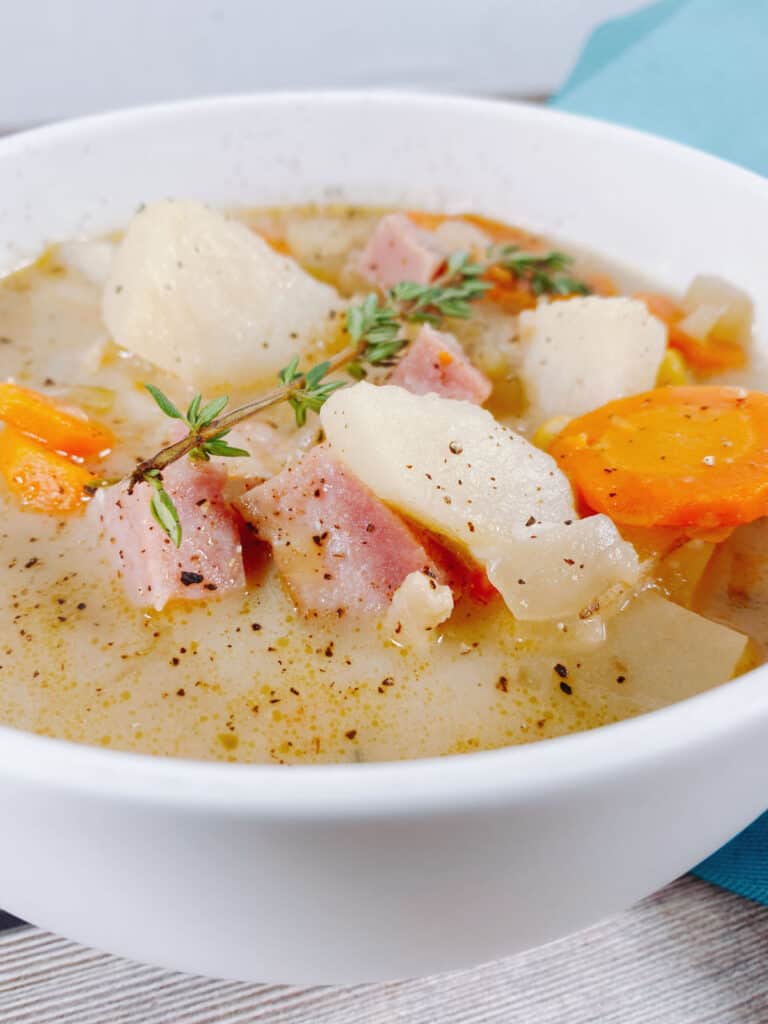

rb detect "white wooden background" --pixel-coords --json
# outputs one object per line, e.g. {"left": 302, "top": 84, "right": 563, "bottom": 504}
{"left": 2, "top": 876, "right": 768, "bottom": 1023}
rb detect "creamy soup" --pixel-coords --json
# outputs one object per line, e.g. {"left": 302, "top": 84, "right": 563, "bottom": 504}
{"left": 0, "top": 203, "right": 762, "bottom": 763}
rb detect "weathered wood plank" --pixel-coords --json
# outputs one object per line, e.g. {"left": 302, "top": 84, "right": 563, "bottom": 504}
{"left": 1, "top": 878, "right": 767, "bottom": 1023}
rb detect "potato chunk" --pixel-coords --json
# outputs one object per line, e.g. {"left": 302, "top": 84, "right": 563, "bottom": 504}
{"left": 321, "top": 382, "right": 639, "bottom": 621}
{"left": 519, "top": 296, "right": 667, "bottom": 422}
{"left": 103, "top": 200, "right": 341, "bottom": 391}
{"left": 577, "top": 591, "right": 748, "bottom": 709}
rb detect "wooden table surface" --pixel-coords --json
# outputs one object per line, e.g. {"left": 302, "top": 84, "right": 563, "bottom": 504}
{"left": 1, "top": 876, "right": 767, "bottom": 1023}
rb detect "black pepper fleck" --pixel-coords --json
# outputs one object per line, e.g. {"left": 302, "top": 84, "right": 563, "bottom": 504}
{"left": 180, "top": 571, "right": 204, "bottom": 586}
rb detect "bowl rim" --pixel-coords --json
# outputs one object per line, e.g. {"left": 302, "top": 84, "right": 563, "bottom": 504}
{"left": 2, "top": 89, "right": 768, "bottom": 815}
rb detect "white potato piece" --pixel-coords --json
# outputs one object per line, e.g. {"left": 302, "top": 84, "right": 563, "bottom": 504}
{"left": 695, "top": 519, "right": 768, "bottom": 656}
{"left": 484, "top": 516, "right": 637, "bottom": 623}
{"left": 681, "top": 274, "right": 753, "bottom": 346}
{"left": 103, "top": 200, "right": 341, "bottom": 391}
{"left": 518, "top": 296, "right": 667, "bottom": 422}
{"left": 385, "top": 571, "right": 454, "bottom": 648}
{"left": 576, "top": 591, "right": 748, "bottom": 710}
{"left": 321, "top": 382, "right": 639, "bottom": 621}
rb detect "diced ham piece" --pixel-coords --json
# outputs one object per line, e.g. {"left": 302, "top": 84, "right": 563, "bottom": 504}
{"left": 359, "top": 213, "right": 444, "bottom": 290}
{"left": 238, "top": 446, "right": 435, "bottom": 615}
{"left": 389, "top": 324, "right": 492, "bottom": 405}
{"left": 414, "top": 525, "right": 499, "bottom": 605}
{"left": 92, "top": 460, "right": 245, "bottom": 611}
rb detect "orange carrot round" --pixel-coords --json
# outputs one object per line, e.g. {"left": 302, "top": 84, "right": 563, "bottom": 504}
{"left": 0, "top": 427, "right": 95, "bottom": 514}
{"left": 0, "top": 382, "right": 113, "bottom": 458}
{"left": 550, "top": 386, "right": 768, "bottom": 530}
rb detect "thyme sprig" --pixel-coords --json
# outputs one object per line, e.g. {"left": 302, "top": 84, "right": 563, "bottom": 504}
{"left": 391, "top": 250, "right": 491, "bottom": 321}
{"left": 344, "top": 250, "right": 493, "bottom": 377}
{"left": 492, "top": 245, "right": 591, "bottom": 297}
{"left": 136, "top": 387, "right": 250, "bottom": 546}
{"left": 277, "top": 356, "right": 348, "bottom": 427}
{"left": 145, "top": 385, "right": 250, "bottom": 461}
{"left": 126, "top": 243, "right": 589, "bottom": 545}
{"left": 131, "top": 345, "right": 362, "bottom": 487}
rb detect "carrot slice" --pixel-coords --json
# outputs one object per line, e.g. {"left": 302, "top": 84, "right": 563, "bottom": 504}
{"left": 550, "top": 386, "right": 768, "bottom": 530}
{"left": 669, "top": 327, "right": 745, "bottom": 373}
{"left": 254, "top": 230, "right": 291, "bottom": 255}
{"left": 483, "top": 264, "right": 538, "bottom": 312}
{"left": 406, "top": 210, "right": 448, "bottom": 232}
{"left": 583, "top": 271, "right": 617, "bottom": 297}
{"left": 0, "top": 427, "right": 95, "bottom": 514}
{"left": 406, "top": 210, "right": 535, "bottom": 246}
{"left": 636, "top": 292, "right": 745, "bottom": 373}
{"left": 0, "top": 382, "right": 113, "bottom": 458}
{"left": 458, "top": 213, "right": 534, "bottom": 246}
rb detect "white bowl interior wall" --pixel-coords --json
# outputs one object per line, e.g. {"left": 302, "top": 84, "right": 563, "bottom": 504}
{"left": 0, "top": 94, "right": 767, "bottom": 985}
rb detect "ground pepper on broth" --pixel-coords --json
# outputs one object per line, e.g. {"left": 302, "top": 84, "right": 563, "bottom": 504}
{"left": 0, "top": 202, "right": 762, "bottom": 764}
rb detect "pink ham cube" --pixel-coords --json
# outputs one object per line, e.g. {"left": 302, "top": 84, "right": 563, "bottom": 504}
{"left": 93, "top": 460, "right": 245, "bottom": 610}
{"left": 238, "top": 446, "right": 435, "bottom": 616}
{"left": 389, "top": 324, "right": 492, "bottom": 405}
{"left": 359, "top": 213, "right": 444, "bottom": 290}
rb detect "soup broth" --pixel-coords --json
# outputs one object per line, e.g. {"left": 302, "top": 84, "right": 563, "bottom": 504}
{"left": 0, "top": 204, "right": 760, "bottom": 762}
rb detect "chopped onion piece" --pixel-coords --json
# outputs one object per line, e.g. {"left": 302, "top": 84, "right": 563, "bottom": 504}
{"left": 682, "top": 274, "right": 753, "bottom": 346}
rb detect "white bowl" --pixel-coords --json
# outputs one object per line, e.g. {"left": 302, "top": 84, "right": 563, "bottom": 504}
{"left": 1, "top": 93, "right": 767, "bottom": 985}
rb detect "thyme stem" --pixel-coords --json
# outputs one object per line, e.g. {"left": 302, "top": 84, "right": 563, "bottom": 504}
{"left": 124, "top": 240, "right": 590, "bottom": 546}
{"left": 127, "top": 339, "right": 366, "bottom": 491}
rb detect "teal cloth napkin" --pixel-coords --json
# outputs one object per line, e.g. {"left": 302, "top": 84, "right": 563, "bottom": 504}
{"left": 553, "top": 0, "right": 768, "bottom": 175}
{"left": 551, "top": 0, "right": 768, "bottom": 903}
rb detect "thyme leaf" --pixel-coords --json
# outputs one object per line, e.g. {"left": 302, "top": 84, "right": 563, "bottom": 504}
{"left": 145, "top": 383, "right": 183, "bottom": 420}
{"left": 196, "top": 395, "right": 230, "bottom": 427}
{"left": 202, "top": 436, "right": 251, "bottom": 458}
{"left": 186, "top": 393, "right": 202, "bottom": 424}
{"left": 144, "top": 469, "right": 182, "bottom": 548}
{"left": 277, "top": 355, "right": 302, "bottom": 386}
